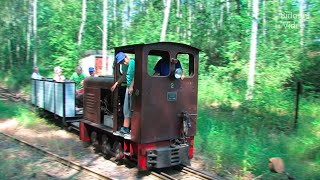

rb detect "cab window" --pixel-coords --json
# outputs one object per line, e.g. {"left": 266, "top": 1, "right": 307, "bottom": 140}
{"left": 147, "top": 50, "right": 170, "bottom": 77}
{"left": 176, "top": 53, "right": 194, "bottom": 77}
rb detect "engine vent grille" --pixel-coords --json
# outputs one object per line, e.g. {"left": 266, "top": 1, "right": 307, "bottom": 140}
{"left": 86, "top": 93, "right": 96, "bottom": 114}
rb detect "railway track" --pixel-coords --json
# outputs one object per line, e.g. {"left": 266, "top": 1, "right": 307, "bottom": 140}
{"left": 0, "top": 132, "right": 113, "bottom": 180}
{"left": 1, "top": 132, "right": 219, "bottom": 180}
{"left": 151, "top": 164, "right": 219, "bottom": 180}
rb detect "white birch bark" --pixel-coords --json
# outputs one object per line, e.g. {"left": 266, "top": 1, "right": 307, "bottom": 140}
{"left": 8, "top": 38, "right": 12, "bottom": 68}
{"left": 16, "top": 40, "right": 20, "bottom": 63}
{"left": 26, "top": 0, "right": 33, "bottom": 64}
{"left": 187, "top": 0, "right": 192, "bottom": 41}
{"left": 176, "top": 0, "right": 180, "bottom": 34}
{"left": 226, "top": 0, "right": 230, "bottom": 14}
{"left": 113, "top": 0, "right": 116, "bottom": 22}
{"left": 33, "top": 0, "right": 37, "bottom": 66}
{"left": 299, "top": 0, "right": 305, "bottom": 48}
{"left": 102, "top": 0, "right": 108, "bottom": 75}
{"left": 246, "top": 0, "right": 259, "bottom": 101}
{"left": 77, "top": 0, "right": 87, "bottom": 49}
{"left": 263, "top": 0, "right": 266, "bottom": 37}
{"left": 219, "top": 0, "right": 224, "bottom": 29}
{"left": 160, "top": 0, "right": 171, "bottom": 42}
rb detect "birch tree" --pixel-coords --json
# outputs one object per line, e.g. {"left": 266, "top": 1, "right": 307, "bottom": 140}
{"left": 245, "top": 0, "right": 259, "bottom": 101}
{"left": 33, "top": 0, "right": 37, "bottom": 66}
{"left": 77, "top": 0, "right": 87, "bottom": 49}
{"left": 219, "top": 0, "right": 225, "bottom": 29}
{"left": 262, "top": 0, "right": 266, "bottom": 37}
{"left": 160, "top": 0, "right": 171, "bottom": 42}
{"left": 102, "top": 0, "right": 108, "bottom": 75}
{"left": 187, "top": 0, "right": 192, "bottom": 41}
{"left": 26, "top": 0, "right": 33, "bottom": 64}
{"left": 299, "top": 0, "right": 305, "bottom": 48}
{"left": 226, "top": 0, "right": 230, "bottom": 14}
{"left": 176, "top": 0, "right": 180, "bottom": 35}
{"left": 7, "top": 5, "right": 13, "bottom": 68}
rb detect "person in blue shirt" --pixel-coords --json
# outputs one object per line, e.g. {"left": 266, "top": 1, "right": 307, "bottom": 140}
{"left": 31, "top": 66, "right": 43, "bottom": 79}
{"left": 153, "top": 58, "right": 185, "bottom": 80}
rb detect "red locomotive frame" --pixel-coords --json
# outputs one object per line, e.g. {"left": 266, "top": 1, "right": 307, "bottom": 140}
{"left": 80, "top": 42, "right": 199, "bottom": 170}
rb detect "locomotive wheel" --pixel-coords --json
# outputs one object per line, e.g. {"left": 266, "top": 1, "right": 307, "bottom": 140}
{"left": 114, "top": 141, "right": 124, "bottom": 160}
{"left": 66, "top": 126, "right": 73, "bottom": 132}
{"left": 101, "top": 135, "right": 111, "bottom": 155}
{"left": 90, "top": 131, "right": 99, "bottom": 147}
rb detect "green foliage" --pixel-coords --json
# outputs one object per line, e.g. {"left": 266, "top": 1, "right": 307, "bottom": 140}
{"left": 0, "top": 102, "right": 18, "bottom": 120}
{"left": 196, "top": 98, "right": 320, "bottom": 179}
{"left": 0, "top": 0, "right": 319, "bottom": 179}
{"left": 0, "top": 102, "right": 38, "bottom": 127}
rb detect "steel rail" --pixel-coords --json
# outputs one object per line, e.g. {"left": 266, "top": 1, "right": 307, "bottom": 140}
{"left": 178, "top": 164, "right": 218, "bottom": 180}
{"left": 151, "top": 171, "right": 178, "bottom": 180}
{"left": 0, "top": 132, "right": 113, "bottom": 180}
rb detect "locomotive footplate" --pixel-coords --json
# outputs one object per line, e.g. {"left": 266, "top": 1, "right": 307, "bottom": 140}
{"left": 146, "top": 144, "right": 190, "bottom": 168}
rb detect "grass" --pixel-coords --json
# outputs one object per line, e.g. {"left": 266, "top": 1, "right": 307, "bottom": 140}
{"left": 0, "top": 101, "right": 58, "bottom": 130}
{"left": 195, "top": 78, "right": 320, "bottom": 179}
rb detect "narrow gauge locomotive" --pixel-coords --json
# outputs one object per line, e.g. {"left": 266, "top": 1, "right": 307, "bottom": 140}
{"left": 80, "top": 42, "right": 199, "bottom": 170}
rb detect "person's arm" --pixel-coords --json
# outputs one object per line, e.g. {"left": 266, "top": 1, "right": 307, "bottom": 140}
{"left": 111, "top": 72, "right": 126, "bottom": 92}
{"left": 128, "top": 78, "right": 134, "bottom": 94}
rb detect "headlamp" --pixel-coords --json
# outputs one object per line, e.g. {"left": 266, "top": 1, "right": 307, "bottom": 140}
{"left": 174, "top": 68, "right": 183, "bottom": 79}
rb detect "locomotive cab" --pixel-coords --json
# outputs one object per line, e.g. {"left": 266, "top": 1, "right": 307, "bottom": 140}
{"left": 80, "top": 42, "right": 199, "bottom": 170}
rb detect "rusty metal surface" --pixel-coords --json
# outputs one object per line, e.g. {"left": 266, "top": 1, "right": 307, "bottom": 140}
{"left": 84, "top": 77, "right": 114, "bottom": 124}
{"left": 114, "top": 42, "right": 199, "bottom": 144}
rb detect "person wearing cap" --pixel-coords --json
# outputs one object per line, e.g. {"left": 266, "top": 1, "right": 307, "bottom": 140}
{"left": 53, "top": 66, "right": 65, "bottom": 82}
{"left": 74, "top": 67, "right": 95, "bottom": 110}
{"left": 31, "top": 66, "right": 43, "bottom": 80}
{"left": 111, "top": 52, "right": 135, "bottom": 135}
{"left": 89, "top": 67, "right": 97, "bottom": 77}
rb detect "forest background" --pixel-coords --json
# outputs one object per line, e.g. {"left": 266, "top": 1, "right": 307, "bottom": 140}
{"left": 0, "top": 0, "right": 319, "bottom": 179}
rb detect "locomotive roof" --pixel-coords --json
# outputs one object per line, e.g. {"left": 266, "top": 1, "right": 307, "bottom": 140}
{"left": 114, "top": 42, "right": 200, "bottom": 54}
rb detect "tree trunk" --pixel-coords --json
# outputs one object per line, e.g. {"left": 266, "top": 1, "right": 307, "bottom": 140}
{"left": 236, "top": 0, "right": 242, "bottom": 41}
{"left": 16, "top": 39, "right": 20, "bottom": 65}
{"left": 8, "top": 37, "right": 12, "bottom": 69}
{"left": 160, "top": 0, "right": 171, "bottom": 42}
{"left": 219, "top": 0, "right": 224, "bottom": 29}
{"left": 299, "top": 0, "right": 305, "bottom": 48}
{"left": 236, "top": 0, "right": 240, "bottom": 15}
{"left": 78, "top": 0, "right": 87, "bottom": 50}
{"left": 263, "top": 0, "right": 266, "bottom": 37}
{"left": 33, "top": 0, "right": 37, "bottom": 66}
{"left": 26, "top": 0, "right": 33, "bottom": 65}
{"left": 113, "top": 0, "right": 116, "bottom": 22}
{"left": 176, "top": 0, "right": 180, "bottom": 35}
{"left": 245, "top": 0, "right": 259, "bottom": 101}
{"left": 7, "top": 8, "right": 13, "bottom": 68}
{"left": 226, "top": 0, "right": 230, "bottom": 14}
{"left": 102, "top": 0, "right": 108, "bottom": 75}
{"left": 187, "top": 0, "right": 192, "bottom": 41}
